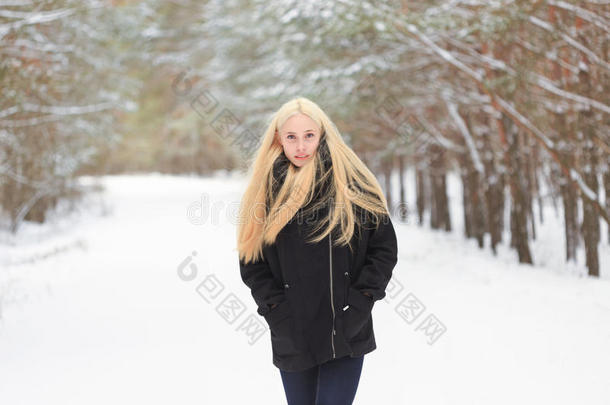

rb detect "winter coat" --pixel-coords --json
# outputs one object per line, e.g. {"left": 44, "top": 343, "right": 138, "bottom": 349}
{"left": 239, "top": 141, "right": 398, "bottom": 372}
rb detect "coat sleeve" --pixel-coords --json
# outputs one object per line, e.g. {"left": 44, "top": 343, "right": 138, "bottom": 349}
{"left": 239, "top": 250, "right": 286, "bottom": 317}
{"left": 352, "top": 213, "right": 398, "bottom": 302}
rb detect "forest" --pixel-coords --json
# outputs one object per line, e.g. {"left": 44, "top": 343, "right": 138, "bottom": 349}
{"left": 1, "top": 2, "right": 610, "bottom": 404}
{"left": 1, "top": 0, "right": 608, "bottom": 275}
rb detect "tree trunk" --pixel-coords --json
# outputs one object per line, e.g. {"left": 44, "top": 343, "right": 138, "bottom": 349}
{"left": 578, "top": 66, "right": 600, "bottom": 277}
{"left": 505, "top": 120, "right": 533, "bottom": 264}
{"left": 481, "top": 122, "right": 504, "bottom": 255}
{"left": 605, "top": 169, "right": 610, "bottom": 245}
{"left": 397, "top": 154, "right": 408, "bottom": 222}
{"left": 429, "top": 143, "right": 451, "bottom": 231}
{"left": 382, "top": 155, "right": 393, "bottom": 215}
{"left": 416, "top": 165, "right": 426, "bottom": 226}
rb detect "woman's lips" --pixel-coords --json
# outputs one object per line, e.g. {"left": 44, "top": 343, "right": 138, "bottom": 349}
{"left": 295, "top": 155, "right": 309, "bottom": 160}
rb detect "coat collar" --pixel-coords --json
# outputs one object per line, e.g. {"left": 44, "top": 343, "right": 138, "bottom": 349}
{"left": 271, "top": 136, "right": 332, "bottom": 203}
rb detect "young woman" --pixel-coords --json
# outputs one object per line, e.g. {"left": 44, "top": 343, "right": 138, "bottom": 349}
{"left": 237, "top": 97, "right": 398, "bottom": 405}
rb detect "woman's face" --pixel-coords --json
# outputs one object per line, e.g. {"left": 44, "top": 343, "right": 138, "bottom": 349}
{"left": 277, "top": 113, "right": 321, "bottom": 168}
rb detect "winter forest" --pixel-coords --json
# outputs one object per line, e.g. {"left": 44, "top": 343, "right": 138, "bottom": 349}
{"left": 1, "top": 1, "right": 609, "bottom": 404}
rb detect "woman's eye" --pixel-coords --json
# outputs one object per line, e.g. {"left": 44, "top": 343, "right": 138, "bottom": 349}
{"left": 306, "top": 133, "right": 314, "bottom": 137}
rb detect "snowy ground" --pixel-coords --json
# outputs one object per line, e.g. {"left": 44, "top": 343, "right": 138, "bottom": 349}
{"left": 0, "top": 172, "right": 609, "bottom": 405}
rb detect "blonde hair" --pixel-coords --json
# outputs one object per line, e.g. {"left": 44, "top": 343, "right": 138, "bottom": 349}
{"left": 237, "top": 96, "right": 389, "bottom": 264}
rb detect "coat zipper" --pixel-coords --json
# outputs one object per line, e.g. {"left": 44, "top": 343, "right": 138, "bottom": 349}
{"left": 329, "top": 233, "right": 336, "bottom": 359}
{"left": 343, "top": 271, "right": 350, "bottom": 311}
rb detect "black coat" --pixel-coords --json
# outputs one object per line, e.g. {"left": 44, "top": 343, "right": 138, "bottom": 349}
{"left": 239, "top": 147, "right": 398, "bottom": 372}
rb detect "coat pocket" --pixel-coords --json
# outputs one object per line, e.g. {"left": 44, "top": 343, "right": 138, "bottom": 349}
{"left": 263, "top": 299, "right": 299, "bottom": 356}
{"left": 342, "top": 286, "right": 374, "bottom": 341}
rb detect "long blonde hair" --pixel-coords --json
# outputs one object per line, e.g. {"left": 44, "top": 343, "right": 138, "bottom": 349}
{"left": 237, "top": 97, "right": 389, "bottom": 264}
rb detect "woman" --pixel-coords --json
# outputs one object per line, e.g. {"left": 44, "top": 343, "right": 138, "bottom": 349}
{"left": 237, "top": 97, "right": 398, "bottom": 405}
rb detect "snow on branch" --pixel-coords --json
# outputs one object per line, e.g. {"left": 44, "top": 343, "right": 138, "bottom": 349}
{"left": 445, "top": 97, "right": 484, "bottom": 174}
{"left": 548, "top": 0, "right": 610, "bottom": 33}
{"left": 495, "top": 98, "right": 555, "bottom": 150}
{"left": 0, "top": 8, "right": 75, "bottom": 40}
{"left": 532, "top": 72, "right": 610, "bottom": 115}
{"left": 528, "top": 16, "right": 610, "bottom": 72}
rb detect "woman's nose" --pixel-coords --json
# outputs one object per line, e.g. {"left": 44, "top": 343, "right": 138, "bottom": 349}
{"left": 297, "top": 139, "right": 306, "bottom": 152}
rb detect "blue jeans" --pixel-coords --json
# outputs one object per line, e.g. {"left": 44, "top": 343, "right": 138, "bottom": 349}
{"left": 279, "top": 354, "right": 364, "bottom": 405}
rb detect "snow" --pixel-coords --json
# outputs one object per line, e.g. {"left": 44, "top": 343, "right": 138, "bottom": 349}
{"left": 403, "top": 23, "right": 484, "bottom": 82}
{"left": 1, "top": 172, "right": 609, "bottom": 404}
{"left": 0, "top": 8, "right": 76, "bottom": 40}
{"left": 446, "top": 99, "right": 485, "bottom": 174}
{"left": 548, "top": 0, "right": 610, "bottom": 33}
{"left": 280, "top": 8, "right": 299, "bottom": 24}
{"left": 529, "top": 15, "right": 610, "bottom": 73}
{"left": 570, "top": 168, "right": 599, "bottom": 202}
{"left": 496, "top": 97, "right": 556, "bottom": 150}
